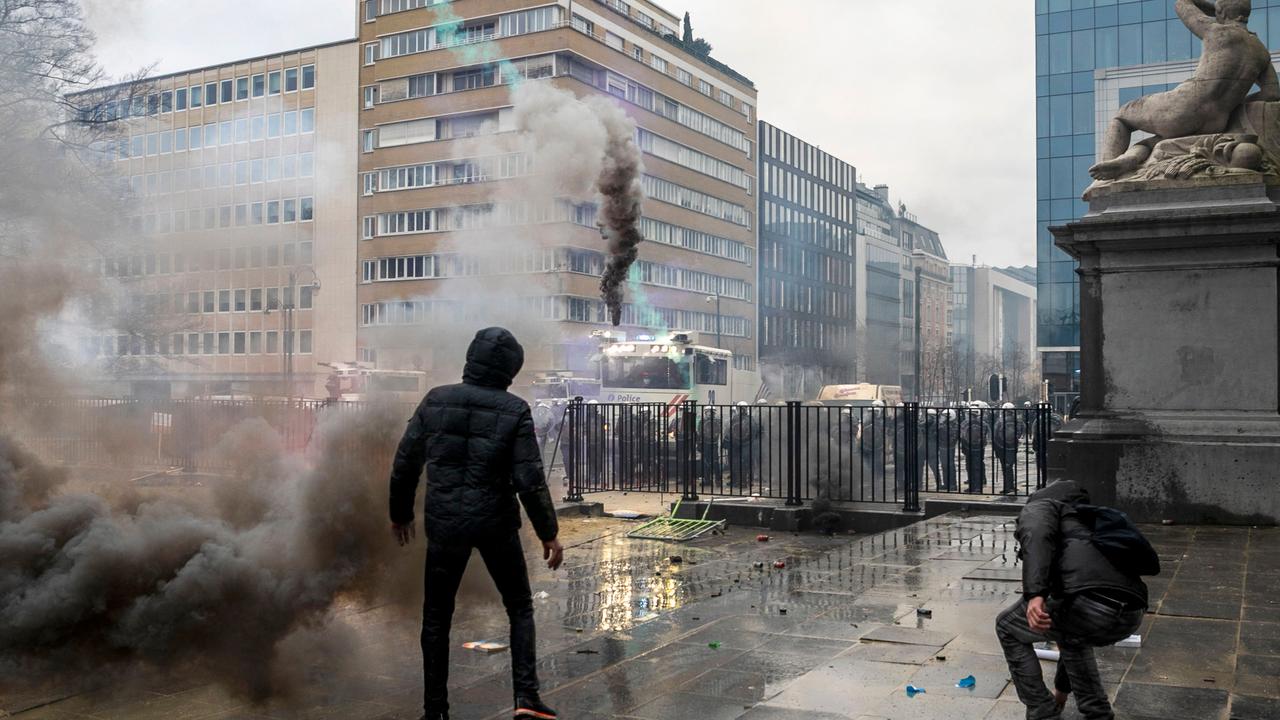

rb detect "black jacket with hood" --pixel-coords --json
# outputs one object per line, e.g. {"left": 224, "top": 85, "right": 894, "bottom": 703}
{"left": 388, "top": 327, "right": 559, "bottom": 544}
{"left": 1017, "top": 480, "right": 1148, "bottom": 607}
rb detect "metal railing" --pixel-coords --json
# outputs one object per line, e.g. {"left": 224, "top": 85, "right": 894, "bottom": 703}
{"left": 558, "top": 400, "right": 1058, "bottom": 512}
{"left": 2, "top": 397, "right": 411, "bottom": 473}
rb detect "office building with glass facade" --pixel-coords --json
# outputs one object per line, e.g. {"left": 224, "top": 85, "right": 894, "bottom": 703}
{"left": 1036, "top": 0, "right": 1280, "bottom": 398}
{"left": 757, "top": 121, "right": 859, "bottom": 399}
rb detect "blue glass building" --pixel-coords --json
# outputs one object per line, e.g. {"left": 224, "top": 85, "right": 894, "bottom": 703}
{"left": 1035, "top": 0, "right": 1280, "bottom": 399}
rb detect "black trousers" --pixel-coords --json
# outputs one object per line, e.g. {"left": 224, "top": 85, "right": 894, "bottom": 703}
{"left": 422, "top": 531, "right": 539, "bottom": 714}
{"left": 996, "top": 594, "right": 1143, "bottom": 720}
{"left": 961, "top": 446, "right": 986, "bottom": 492}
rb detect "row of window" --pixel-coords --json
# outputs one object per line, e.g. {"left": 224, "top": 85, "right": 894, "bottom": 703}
{"left": 570, "top": 10, "right": 749, "bottom": 117}
{"left": 760, "top": 240, "right": 855, "bottom": 287}
{"left": 761, "top": 124, "right": 855, "bottom": 190}
{"left": 83, "top": 65, "right": 315, "bottom": 122}
{"left": 123, "top": 197, "right": 314, "bottom": 236}
{"left": 98, "top": 242, "right": 312, "bottom": 278}
{"left": 762, "top": 202, "right": 856, "bottom": 257}
{"left": 637, "top": 129, "right": 752, "bottom": 192}
{"left": 364, "top": 55, "right": 555, "bottom": 107}
{"left": 360, "top": 295, "right": 752, "bottom": 339}
{"left": 363, "top": 152, "right": 529, "bottom": 194}
{"left": 642, "top": 174, "right": 751, "bottom": 227}
{"left": 127, "top": 153, "right": 313, "bottom": 197}
{"left": 364, "top": 52, "right": 751, "bottom": 156}
{"left": 762, "top": 161, "right": 856, "bottom": 225}
{"left": 360, "top": 247, "right": 753, "bottom": 300}
{"left": 113, "top": 109, "right": 316, "bottom": 161}
{"left": 761, "top": 315, "right": 851, "bottom": 353}
{"left": 89, "top": 330, "right": 312, "bottom": 358}
{"left": 760, "top": 276, "right": 854, "bottom": 320}
{"left": 367, "top": 3, "right": 749, "bottom": 121}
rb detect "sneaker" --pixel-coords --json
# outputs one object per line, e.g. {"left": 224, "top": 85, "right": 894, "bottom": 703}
{"left": 513, "top": 695, "right": 557, "bottom": 720}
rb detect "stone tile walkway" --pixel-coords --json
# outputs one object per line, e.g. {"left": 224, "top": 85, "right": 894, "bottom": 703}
{"left": 3, "top": 515, "right": 1276, "bottom": 720}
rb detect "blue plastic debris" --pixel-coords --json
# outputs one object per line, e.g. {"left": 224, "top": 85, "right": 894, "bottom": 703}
{"left": 956, "top": 675, "right": 976, "bottom": 689}
{"left": 905, "top": 685, "right": 926, "bottom": 697}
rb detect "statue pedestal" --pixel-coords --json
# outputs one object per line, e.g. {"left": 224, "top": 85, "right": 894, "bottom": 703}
{"left": 1051, "top": 179, "right": 1280, "bottom": 524}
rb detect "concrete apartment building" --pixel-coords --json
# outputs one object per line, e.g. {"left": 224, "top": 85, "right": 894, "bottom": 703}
{"left": 896, "top": 207, "right": 949, "bottom": 400}
{"left": 81, "top": 42, "right": 360, "bottom": 398}
{"left": 356, "top": 0, "right": 759, "bottom": 384}
{"left": 948, "top": 263, "right": 1038, "bottom": 402}
{"left": 757, "top": 121, "right": 859, "bottom": 399}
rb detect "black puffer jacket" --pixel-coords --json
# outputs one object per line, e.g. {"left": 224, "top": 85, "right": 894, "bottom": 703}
{"left": 1017, "top": 480, "right": 1147, "bottom": 607}
{"left": 388, "top": 328, "right": 559, "bottom": 544}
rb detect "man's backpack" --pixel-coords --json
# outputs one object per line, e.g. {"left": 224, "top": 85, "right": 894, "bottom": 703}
{"left": 1076, "top": 504, "right": 1161, "bottom": 577}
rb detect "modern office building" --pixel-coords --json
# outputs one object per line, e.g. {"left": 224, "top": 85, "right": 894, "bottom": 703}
{"left": 1034, "top": 0, "right": 1280, "bottom": 399}
{"left": 856, "top": 182, "right": 905, "bottom": 387}
{"left": 949, "top": 263, "right": 1038, "bottom": 402}
{"left": 757, "top": 121, "right": 859, "bottom": 399}
{"left": 76, "top": 41, "right": 360, "bottom": 398}
{"left": 896, "top": 206, "right": 949, "bottom": 400}
{"left": 357, "top": 0, "right": 759, "bottom": 385}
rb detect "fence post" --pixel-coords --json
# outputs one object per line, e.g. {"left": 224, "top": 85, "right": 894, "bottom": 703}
{"left": 903, "top": 402, "right": 921, "bottom": 513}
{"left": 1036, "top": 402, "right": 1052, "bottom": 490}
{"left": 563, "top": 397, "right": 584, "bottom": 502}
{"left": 785, "top": 401, "right": 802, "bottom": 506}
{"left": 682, "top": 400, "right": 699, "bottom": 502}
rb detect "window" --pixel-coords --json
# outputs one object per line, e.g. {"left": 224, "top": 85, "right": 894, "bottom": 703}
{"left": 650, "top": 55, "right": 667, "bottom": 73}
{"left": 175, "top": 87, "right": 187, "bottom": 110}
{"left": 202, "top": 333, "right": 215, "bottom": 354}
{"left": 301, "top": 64, "right": 315, "bottom": 90}
{"left": 234, "top": 77, "right": 247, "bottom": 100}
{"left": 190, "top": 85, "right": 202, "bottom": 107}
{"left": 362, "top": 129, "right": 376, "bottom": 153}
{"left": 365, "top": 43, "right": 378, "bottom": 65}
{"left": 364, "top": 86, "right": 377, "bottom": 108}
{"left": 161, "top": 91, "right": 172, "bottom": 113}
{"left": 300, "top": 197, "right": 314, "bottom": 221}
{"left": 268, "top": 71, "right": 281, "bottom": 95}
{"left": 300, "top": 285, "right": 314, "bottom": 309}
{"left": 698, "top": 79, "right": 712, "bottom": 96}
{"left": 218, "top": 332, "right": 230, "bottom": 355}
{"left": 285, "top": 67, "right": 298, "bottom": 92}
{"left": 284, "top": 110, "right": 297, "bottom": 134}
{"left": 266, "top": 331, "right": 278, "bottom": 354}
{"left": 605, "top": 31, "right": 624, "bottom": 51}
{"left": 364, "top": 0, "right": 377, "bottom": 21}
{"left": 676, "top": 68, "right": 692, "bottom": 85}
{"left": 233, "top": 332, "right": 246, "bottom": 354}
{"left": 250, "top": 332, "right": 262, "bottom": 354}
{"left": 299, "top": 331, "right": 312, "bottom": 354}
{"left": 219, "top": 290, "right": 231, "bottom": 312}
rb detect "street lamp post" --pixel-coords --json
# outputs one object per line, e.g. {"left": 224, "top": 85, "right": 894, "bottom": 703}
{"left": 705, "top": 292, "right": 722, "bottom": 349}
{"left": 266, "top": 267, "right": 320, "bottom": 402}
{"left": 914, "top": 266, "right": 923, "bottom": 402}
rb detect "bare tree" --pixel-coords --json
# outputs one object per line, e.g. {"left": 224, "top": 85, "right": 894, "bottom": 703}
{"left": 0, "top": 0, "right": 158, "bottom": 394}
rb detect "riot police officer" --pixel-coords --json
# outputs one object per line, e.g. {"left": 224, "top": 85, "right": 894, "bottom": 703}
{"left": 959, "top": 402, "right": 989, "bottom": 493}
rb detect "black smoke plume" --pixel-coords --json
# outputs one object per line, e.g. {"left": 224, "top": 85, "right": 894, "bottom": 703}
{"left": 595, "top": 111, "right": 645, "bottom": 327}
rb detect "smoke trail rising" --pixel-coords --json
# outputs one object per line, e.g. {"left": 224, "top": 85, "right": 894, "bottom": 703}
{"left": 594, "top": 104, "right": 645, "bottom": 326}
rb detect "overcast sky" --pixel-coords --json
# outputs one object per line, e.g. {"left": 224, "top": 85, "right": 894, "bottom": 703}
{"left": 86, "top": 0, "right": 1036, "bottom": 267}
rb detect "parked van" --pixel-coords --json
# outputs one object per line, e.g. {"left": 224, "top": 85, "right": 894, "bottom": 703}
{"left": 816, "top": 384, "right": 904, "bottom": 407}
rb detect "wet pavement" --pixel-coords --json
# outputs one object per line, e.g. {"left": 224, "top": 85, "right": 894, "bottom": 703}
{"left": 3, "top": 515, "right": 1277, "bottom": 720}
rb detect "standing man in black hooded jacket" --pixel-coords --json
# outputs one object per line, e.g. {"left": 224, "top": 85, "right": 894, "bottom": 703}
{"left": 390, "top": 327, "right": 564, "bottom": 720}
{"left": 996, "top": 480, "right": 1147, "bottom": 720}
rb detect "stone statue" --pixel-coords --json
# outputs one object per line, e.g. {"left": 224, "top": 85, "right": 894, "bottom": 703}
{"left": 1087, "top": 0, "right": 1280, "bottom": 194}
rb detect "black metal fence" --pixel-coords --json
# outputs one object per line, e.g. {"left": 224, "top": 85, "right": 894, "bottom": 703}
{"left": 557, "top": 401, "right": 1058, "bottom": 511}
{"left": 3, "top": 397, "right": 406, "bottom": 473}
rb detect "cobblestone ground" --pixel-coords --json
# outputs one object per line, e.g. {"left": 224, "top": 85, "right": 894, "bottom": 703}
{"left": 2, "top": 514, "right": 1276, "bottom": 720}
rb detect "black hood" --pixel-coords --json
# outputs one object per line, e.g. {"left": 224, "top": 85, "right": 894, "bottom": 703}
{"left": 1030, "top": 479, "right": 1090, "bottom": 505}
{"left": 462, "top": 327, "right": 524, "bottom": 389}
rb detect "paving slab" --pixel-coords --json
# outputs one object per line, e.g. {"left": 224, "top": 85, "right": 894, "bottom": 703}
{"left": 7, "top": 516, "right": 1276, "bottom": 720}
